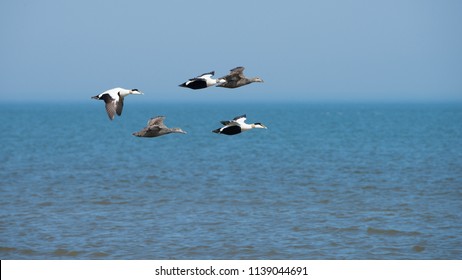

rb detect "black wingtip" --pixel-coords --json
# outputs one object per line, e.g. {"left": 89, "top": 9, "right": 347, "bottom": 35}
{"left": 233, "top": 114, "right": 246, "bottom": 120}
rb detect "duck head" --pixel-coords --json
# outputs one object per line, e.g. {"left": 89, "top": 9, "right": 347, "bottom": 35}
{"left": 252, "top": 122, "right": 267, "bottom": 129}
{"left": 130, "top": 88, "right": 143, "bottom": 95}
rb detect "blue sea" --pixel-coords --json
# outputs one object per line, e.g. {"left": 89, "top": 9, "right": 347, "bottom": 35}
{"left": 1, "top": 101, "right": 461, "bottom": 259}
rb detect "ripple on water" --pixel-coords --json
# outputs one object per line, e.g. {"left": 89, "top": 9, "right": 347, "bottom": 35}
{"left": 1, "top": 103, "right": 461, "bottom": 260}
{"left": 92, "top": 199, "right": 128, "bottom": 205}
{"left": 0, "top": 247, "right": 40, "bottom": 258}
{"left": 52, "top": 249, "right": 82, "bottom": 257}
{"left": 367, "top": 227, "right": 421, "bottom": 237}
{"left": 412, "top": 245, "right": 425, "bottom": 253}
{"left": 37, "top": 202, "right": 53, "bottom": 207}
{"left": 90, "top": 252, "right": 111, "bottom": 258}
{"left": 0, "top": 247, "right": 17, "bottom": 252}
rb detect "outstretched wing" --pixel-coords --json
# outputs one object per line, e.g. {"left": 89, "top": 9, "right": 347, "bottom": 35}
{"left": 219, "top": 114, "right": 246, "bottom": 126}
{"left": 99, "top": 94, "right": 116, "bottom": 120}
{"left": 232, "top": 114, "right": 247, "bottom": 124}
{"left": 219, "top": 67, "right": 245, "bottom": 80}
{"left": 115, "top": 96, "right": 124, "bottom": 116}
{"left": 229, "top": 67, "right": 245, "bottom": 76}
{"left": 147, "top": 116, "right": 166, "bottom": 127}
{"left": 197, "top": 71, "right": 215, "bottom": 79}
{"left": 217, "top": 67, "right": 246, "bottom": 88}
{"left": 187, "top": 71, "right": 215, "bottom": 81}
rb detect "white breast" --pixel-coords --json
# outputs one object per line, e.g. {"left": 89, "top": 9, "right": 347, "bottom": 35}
{"left": 239, "top": 123, "right": 253, "bottom": 131}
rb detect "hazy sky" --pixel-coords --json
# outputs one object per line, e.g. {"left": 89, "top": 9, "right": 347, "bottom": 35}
{"left": 1, "top": 0, "right": 461, "bottom": 102}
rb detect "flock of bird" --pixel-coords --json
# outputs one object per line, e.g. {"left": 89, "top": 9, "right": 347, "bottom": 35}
{"left": 91, "top": 66, "right": 267, "bottom": 137}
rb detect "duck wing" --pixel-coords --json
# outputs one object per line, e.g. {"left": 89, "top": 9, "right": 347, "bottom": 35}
{"left": 196, "top": 71, "right": 215, "bottom": 79}
{"left": 217, "top": 67, "right": 246, "bottom": 88}
{"left": 219, "top": 114, "right": 246, "bottom": 126}
{"left": 219, "top": 67, "right": 245, "bottom": 80}
{"left": 100, "top": 95, "right": 117, "bottom": 120}
{"left": 147, "top": 116, "right": 166, "bottom": 127}
{"left": 232, "top": 114, "right": 247, "bottom": 124}
{"left": 115, "top": 96, "right": 124, "bottom": 116}
{"left": 229, "top": 67, "right": 245, "bottom": 77}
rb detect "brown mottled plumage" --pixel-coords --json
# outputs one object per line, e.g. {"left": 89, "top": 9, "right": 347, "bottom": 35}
{"left": 217, "top": 67, "right": 264, "bottom": 88}
{"left": 132, "top": 116, "right": 186, "bottom": 138}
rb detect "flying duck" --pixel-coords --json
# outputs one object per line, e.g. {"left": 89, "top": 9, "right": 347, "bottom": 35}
{"left": 179, "top": 71, "right": 225, "bottom": 90}
{"left": 216, "top": 67, "right": 264, "bottom": 89}
{"left": 212, "top": 114, "right": 267, "bottom": 135}
{"left": 132, "top": 116, "right": 186, "bottom": 137}
{"left": 92, "top": 87, "right": 143, "bottom": 120}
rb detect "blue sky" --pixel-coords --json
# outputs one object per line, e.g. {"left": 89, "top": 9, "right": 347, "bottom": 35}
{"left": 1, "top": 0, "right": 461, "bottom": 102}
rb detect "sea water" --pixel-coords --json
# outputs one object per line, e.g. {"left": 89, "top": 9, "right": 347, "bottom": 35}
{"left": 0, "top": 101, "right": 461, "bottom": 259}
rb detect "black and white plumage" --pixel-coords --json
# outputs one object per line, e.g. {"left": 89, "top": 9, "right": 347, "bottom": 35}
{"left": 216, "top": 67, "right": 264, "bottom": 89}
{"left": 132, "top": 116, "right": 186, "bottom": 138}
{"left": 212, "top": 114, "right": 267, "bottom": 135}
{"left": 91, "top": 87, "right": 143, "bottom": 120}
{"left": 179, "top": 71, "right": 225, "bottom": 90}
